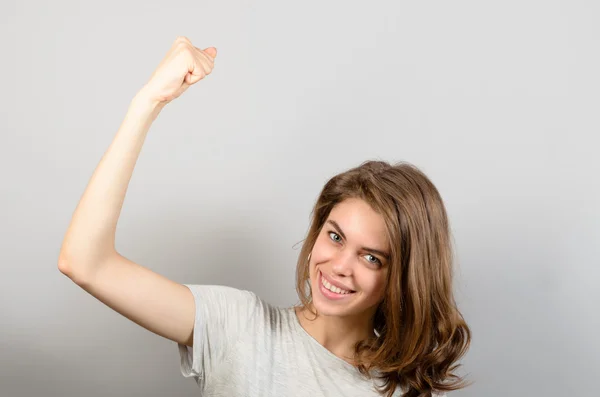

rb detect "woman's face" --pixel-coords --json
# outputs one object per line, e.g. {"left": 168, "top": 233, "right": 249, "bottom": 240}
{"left": 309, "top": 198, "right": 390, "bottom": 321}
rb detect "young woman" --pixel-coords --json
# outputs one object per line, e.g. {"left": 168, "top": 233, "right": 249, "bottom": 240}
{"left": 58, "top": 36, "right": 471, "bottom": 397}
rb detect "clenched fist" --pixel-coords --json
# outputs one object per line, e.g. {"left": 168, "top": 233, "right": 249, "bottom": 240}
{"left": 140, "top": 36, "right": 217, "bottom": 105}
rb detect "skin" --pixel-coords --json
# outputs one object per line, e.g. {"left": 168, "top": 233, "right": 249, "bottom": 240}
{"left": 296, "top": 197, "right": 390, "bottom": 363}
{"left": 58, "top": 37, "right": 218, "bottom": 347}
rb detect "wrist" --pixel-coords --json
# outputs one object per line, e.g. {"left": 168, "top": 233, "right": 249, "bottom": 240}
{"left": 131, "top": 86, "right": 168, "bottom": 116}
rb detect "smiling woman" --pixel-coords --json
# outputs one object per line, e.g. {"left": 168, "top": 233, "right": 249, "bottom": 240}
{"left": 307, "top": 199, "right": 390, "bottom": 319}
{"left": 293, "top": 161, "right": 472, "bottom": 396}
{"left": 58, "top": 36, "right": 470, "bottom": 397}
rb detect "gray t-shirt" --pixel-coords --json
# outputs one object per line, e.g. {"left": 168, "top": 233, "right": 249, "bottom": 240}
{"left": 177, "top": 285, "right": 446, "bottom": 397}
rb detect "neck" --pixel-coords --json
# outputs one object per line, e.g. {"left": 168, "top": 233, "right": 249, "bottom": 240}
{"left": 295, "top": 304, "right": 375, "bottom": 364}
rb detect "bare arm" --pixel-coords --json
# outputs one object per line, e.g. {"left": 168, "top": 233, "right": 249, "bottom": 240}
{"left": 58, "top": 37, "right": 217, "bottom": 346}
{"left": 58, "top": 92, "right": 164, "bottom": 276}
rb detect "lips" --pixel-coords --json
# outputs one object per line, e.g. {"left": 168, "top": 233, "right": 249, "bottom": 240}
{"left": 319, "top": 270, "right": 355, "bottom": 293}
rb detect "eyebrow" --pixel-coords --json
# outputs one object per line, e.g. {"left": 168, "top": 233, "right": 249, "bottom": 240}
{"left": 326, "top": 220, "right": 390, "bottom": 260}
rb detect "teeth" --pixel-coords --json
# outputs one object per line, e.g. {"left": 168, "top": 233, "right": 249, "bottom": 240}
{"left": 321, "top": 274, "right": 351, "bottom": 295}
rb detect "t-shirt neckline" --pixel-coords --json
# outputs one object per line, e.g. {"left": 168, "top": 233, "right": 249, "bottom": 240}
{"left": 287, "top": 306, "right": 361, "bottom": 373}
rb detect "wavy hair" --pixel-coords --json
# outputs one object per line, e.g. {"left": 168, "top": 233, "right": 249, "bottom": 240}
{"left": 295, "top": 160, "right": 471, "bottom": 397}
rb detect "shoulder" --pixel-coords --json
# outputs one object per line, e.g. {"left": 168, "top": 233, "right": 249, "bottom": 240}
{"left": 183, "top": 284, "right": 283, "bottom": 327}
{"left": 183, "top": 284, "right": 267, "bottom": 312}
{"left": 184, "top": 284, "right": 258, "bottom": 301}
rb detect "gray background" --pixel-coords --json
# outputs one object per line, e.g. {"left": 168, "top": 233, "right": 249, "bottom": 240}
{"left": 1, "top": 0, "right": 599, "bottom": 396}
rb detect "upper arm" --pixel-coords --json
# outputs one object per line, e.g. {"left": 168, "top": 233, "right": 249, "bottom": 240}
{"left": 62, "top": 251, "right": 196, "bottom": 347}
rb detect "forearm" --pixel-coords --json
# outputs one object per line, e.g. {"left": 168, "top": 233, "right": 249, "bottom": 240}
{"left": 59, "top": 90, "right": 165, "bottom": 278}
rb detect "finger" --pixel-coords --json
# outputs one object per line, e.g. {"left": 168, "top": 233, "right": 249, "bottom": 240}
{"left": 187, "top": 72, "right": 203, "bottom": 85}
{"left": 194, "top": 48, "right": 215, "bottom": 68}
{"left": 186, "top": 62, "right": 206, "bottom": 84}
{"left": 198, "top": 46, "right": 217, "bottom": 61}
{"left": 183, "top": 48, "right": 205, "bottom": 78}
{"left": 197, "top": 56, "right": 213, "bottom": 76}
{"left": 189, "top": 50, "right": 213, "bottom": 76}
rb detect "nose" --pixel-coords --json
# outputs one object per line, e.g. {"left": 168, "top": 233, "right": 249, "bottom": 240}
{"left": 331, "top": 250, "right": 354, "bottom": 277}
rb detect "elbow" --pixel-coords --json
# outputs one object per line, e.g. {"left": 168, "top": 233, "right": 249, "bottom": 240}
{"left": 58, "top": 251, "right": 72, "bottom": 277}
{"left": 58, "top": 251, "right": 79, "bottom": 282}
{"left": 57, "top": 251, "right": 93, "bottom": 286}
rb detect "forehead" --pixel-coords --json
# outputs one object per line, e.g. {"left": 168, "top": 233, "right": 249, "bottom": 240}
{"left": 327, "top": 198, "right": 389, "bottom": 249}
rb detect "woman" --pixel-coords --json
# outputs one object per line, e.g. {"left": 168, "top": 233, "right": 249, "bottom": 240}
{"left": 58, "top": 36, "right": 471, "bottom": 397}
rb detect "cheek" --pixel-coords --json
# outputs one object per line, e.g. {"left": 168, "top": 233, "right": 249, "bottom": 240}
{"left": 357, "top": 271, "right": 387, "bottom": 299}
{"left": 310, "top": 234, "right": 337, "bottom": 263}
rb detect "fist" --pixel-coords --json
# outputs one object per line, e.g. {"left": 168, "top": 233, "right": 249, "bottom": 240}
{"left": 141, "top": 36, "right": 217, "bottom": 105}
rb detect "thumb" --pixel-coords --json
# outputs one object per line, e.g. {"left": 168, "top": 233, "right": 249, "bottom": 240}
{"left": 203, "top": 47, "right": 217, "bottom": 60}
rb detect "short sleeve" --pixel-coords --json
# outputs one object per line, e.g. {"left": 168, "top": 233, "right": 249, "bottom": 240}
{"left": 177, "top": 284, "right": 260, "bottom": 387}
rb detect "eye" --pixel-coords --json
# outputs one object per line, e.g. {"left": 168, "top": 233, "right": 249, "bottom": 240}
{"left": 364, "top": 254, "right": 382, "bottom": 267}
{"left": 328, "top": 231, "right": 342, "bottom": 243}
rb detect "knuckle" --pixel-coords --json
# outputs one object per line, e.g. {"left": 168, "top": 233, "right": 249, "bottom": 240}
{"left": 177, "top": 46, "right": 194, "bottom": 58}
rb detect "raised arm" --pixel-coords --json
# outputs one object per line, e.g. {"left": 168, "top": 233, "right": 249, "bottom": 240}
{"left": 58, "top": 36, "right": 217, "bottom": 347}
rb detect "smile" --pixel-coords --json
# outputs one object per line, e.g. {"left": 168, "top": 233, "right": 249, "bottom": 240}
{"left": 318, "top": 270, "right": 355, "bottom": 299}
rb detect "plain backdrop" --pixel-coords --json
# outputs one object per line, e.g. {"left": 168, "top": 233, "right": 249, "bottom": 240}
{"left": 1, "top": 1, "right": 599, "bottom": 396}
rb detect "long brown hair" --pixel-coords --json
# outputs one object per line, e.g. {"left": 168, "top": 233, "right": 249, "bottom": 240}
{"left": 295, "top": 160, "right": 472, "bottom": 397}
